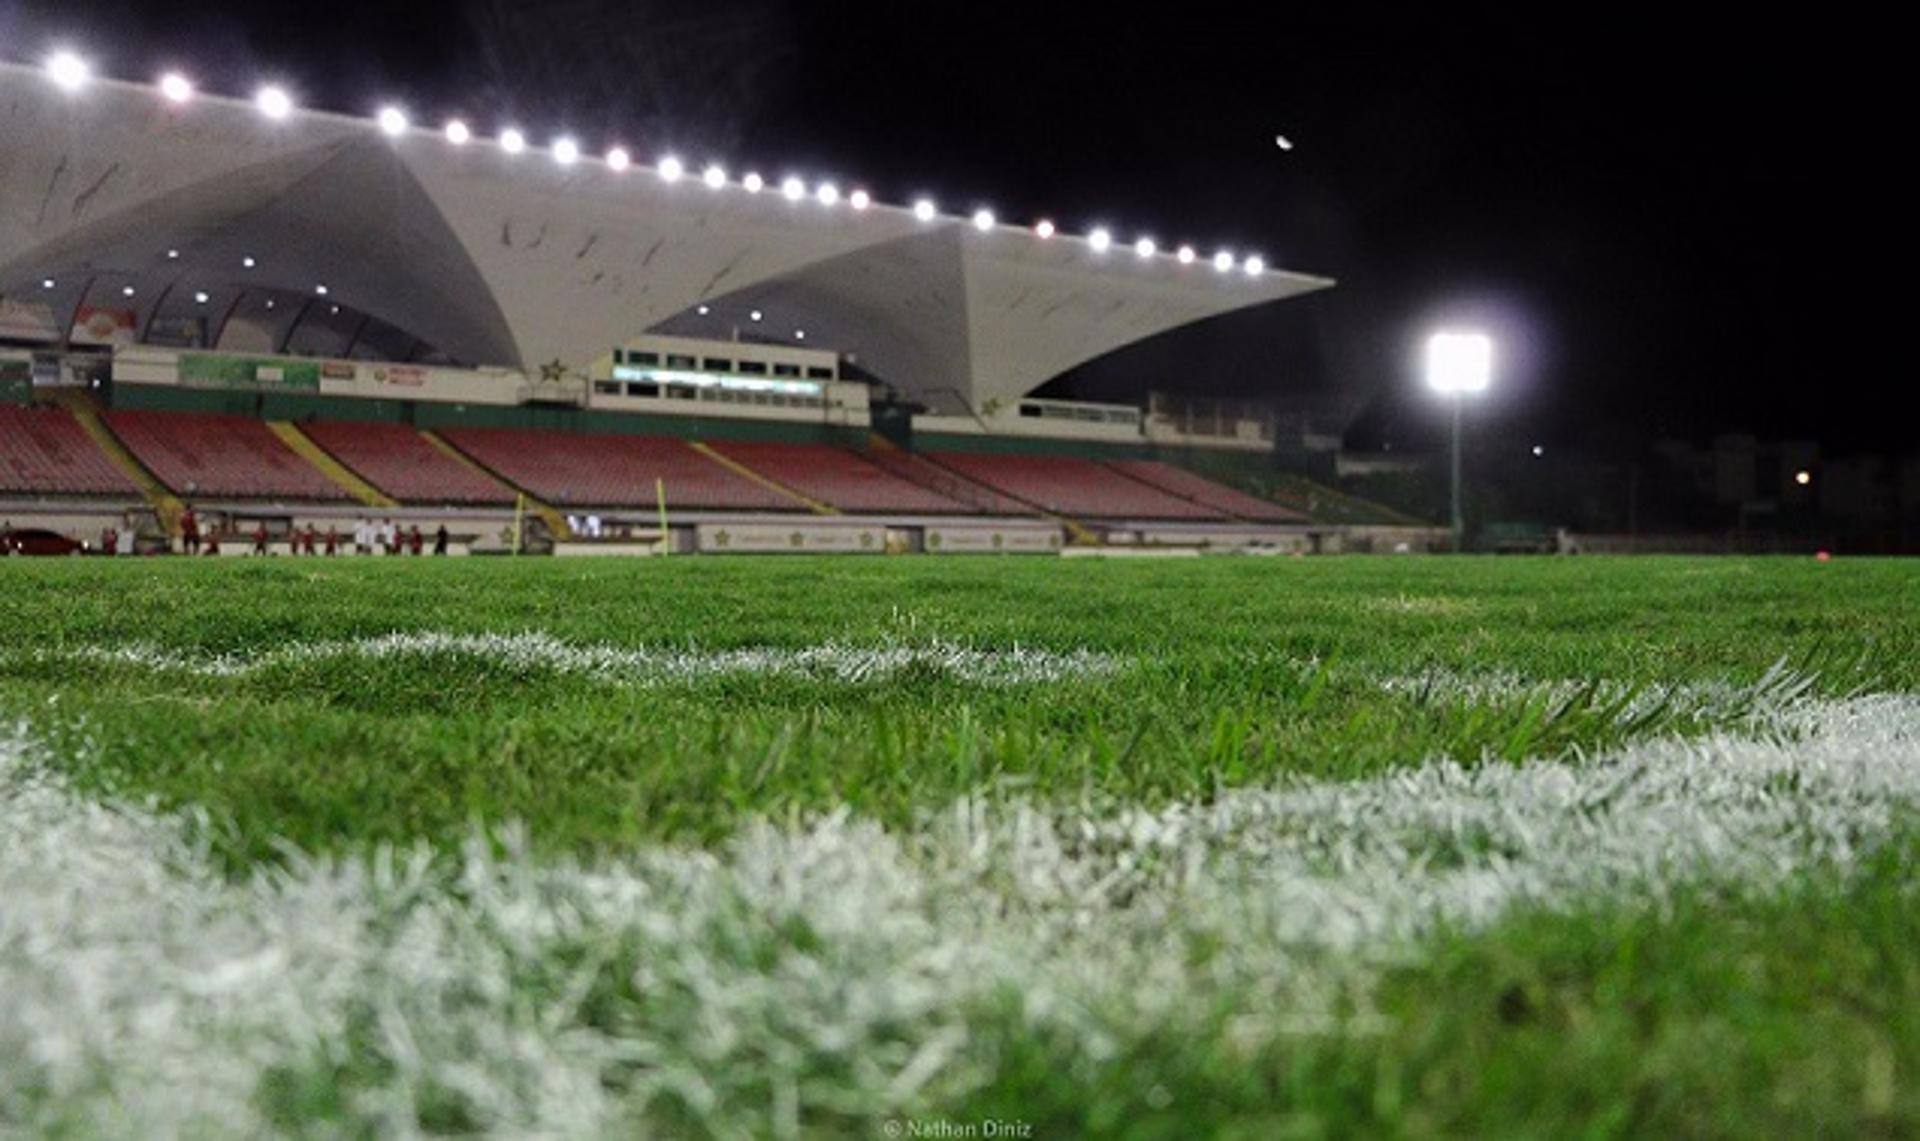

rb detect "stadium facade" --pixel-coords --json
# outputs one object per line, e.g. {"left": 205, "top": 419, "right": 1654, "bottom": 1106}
{"left": 2, "top": 56, "right": 1437, "bottom": 557}
{"left": 0, "top": 61, "right": 1328, "bottom": 412}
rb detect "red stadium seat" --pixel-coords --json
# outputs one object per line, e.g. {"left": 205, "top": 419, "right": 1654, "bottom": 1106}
{"left": 1105, "top": 460, "right": 1309, "bottom": 522}
{"left": 706, "top": 441, "right": 975, "bottom": 513}
{"left": 441, "top": 427, "right": 799, "bottom": 510}
{"left": 104, "top": 410, "right": 349, "bottom": 500}
{"left": 0, "top": 405, "right": 139, "bottom": 496}
{"left": 860, "top": 449, "right": 1035, "bottom": 514}
{"left": 924, "top": 452, "right": 1223, "bottom": 519}
{"left": 301, "top": 421, "right": 512, "bottom": 505}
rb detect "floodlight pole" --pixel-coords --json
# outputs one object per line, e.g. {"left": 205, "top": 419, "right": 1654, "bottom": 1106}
{"left": 1449, "top": 394, "right": 1464, "bottom": 553}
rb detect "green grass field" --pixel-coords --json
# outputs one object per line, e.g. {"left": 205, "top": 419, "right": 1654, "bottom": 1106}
{"left": 2, "top": 555, "right": 1917, "bottom": 1137}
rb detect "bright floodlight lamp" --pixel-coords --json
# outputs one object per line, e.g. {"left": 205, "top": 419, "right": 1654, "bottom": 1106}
{"left": 499, "top": 128, "right": 526, "bottom": 154}
{"left": 702, "top": 164, "right": 727, "bottom": 189}
{"left": 816, "top": 182, "right": 840, "bottom": 206}
{"left": 1795, "top": 469, "right": 1813, "bottom": 486}
{"left": 1426, "top": 329, "right": 1494, "bottom": 552}
{"left": 1034, "top": 219, "right": 1056, "bottom": 239}
{"left": 1243, "top": 255, "right": 1266, "bottom": 276}
{"left": 1177, "top": 245, "right": 1196, "bottom": 264}
{"left": 606, "top": 147, "right": 630, "bottom": 172}
{"left": 158, "top": 72, "right": 194, "bottom": 104}
{"left": 1426, "top": 331, "right": 1493, "bottom": 395}
{"left": 376, "top": 107, "right": 408, "bottom": 137}
{"left": 972, "top": 208, "right": 996, "bottom": 232}
{"left": 444, "top": 120, "right": 471, "bottom": 145}
{"left": 657, "top": 155, "right": 685, "bottom": 182}
{"left": 255, "top": 85, "right": 293, "bottom": 120}
{"left": 1134, "top": 237, "right": 1156, "bottom": 258}
{"left": 849, "top": 189, "right": 871, "bottom": 210}
{"left": 1212, "top": 250, "right": 1234, "bottom": 272}
{"left": 912, "top": 198, "right": 937, "bottom": 221}
{"left": 742, "top": 172, "right": 765, "bottom": 193}
{"left": 1088, "top": 228, "right": 1112, "bottom": 252}
{"left": 193, "top": 291, "right": 210, "bottom": 304}
{"left": 781, "top": 176, "right": 806, "bottom": 201}
{"left": 551, "top": 137, "right": 580, "bottom": 165}
{"left": 46, "top": 51, "right": 91, "bottom": 93}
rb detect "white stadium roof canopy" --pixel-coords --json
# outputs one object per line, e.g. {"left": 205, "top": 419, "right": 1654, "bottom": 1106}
{"left": 0, "top": 60, "right": 1331, "bottom": 408}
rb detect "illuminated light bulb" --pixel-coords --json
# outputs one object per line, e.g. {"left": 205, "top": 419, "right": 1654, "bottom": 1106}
{"left": 255, "top": 85, "right": 293, "bottom": 120}
{"left": 46, "top": 51, "right": 91, "bottom": 93}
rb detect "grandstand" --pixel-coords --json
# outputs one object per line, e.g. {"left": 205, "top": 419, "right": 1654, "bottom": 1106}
{"left": 0, "top": 61, "right": 1444, "bottom": 555}
{"left": 924, "top": 452, "right": 1222, "bottom": 520}
{"left": 105, "top": 410, "right": 351, "bottom": 501}
{"left": 299, "top": 421, "right": 513, "bottom": 506}
{"left": 439, "top": 427, "right": 799, "bottom": 512}
{"left": 702, "top": 442, "right": 974, "bottom": 515}
{"left": 1106, "top": 460, "right": 1310, "bottom": 522}
{"left": 0, "top": 405, "right": 138, "bottom": 497}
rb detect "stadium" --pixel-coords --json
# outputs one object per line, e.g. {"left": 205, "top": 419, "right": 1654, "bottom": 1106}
{"left": 3, "top": 22, "right": 1918, "bottom": 1141}
{"left": 0, "top": 58, "right": 1414, "bottom": 558}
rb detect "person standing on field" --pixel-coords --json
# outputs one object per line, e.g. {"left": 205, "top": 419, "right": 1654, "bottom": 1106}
{"left": 179, "top": 506, "right": 199, "bottom": 555}
{"left": 433, "top": 524, "right": 449, "bottom": 556}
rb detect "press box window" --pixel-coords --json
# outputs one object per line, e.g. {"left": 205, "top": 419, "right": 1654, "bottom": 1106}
{"left": 773, "top": 364, "right": 800, "bottom": 378}
{"left": 807, "top": 367, "right": 834, "bottom": 380}
{"left": 666, "top": 354, "right": 697, "bottom": 369}
{"left": 703, "top": 358, "right": 732, "bottom": 372}
{"left": 737, "top": 361, "right": 768, "bottom": 375}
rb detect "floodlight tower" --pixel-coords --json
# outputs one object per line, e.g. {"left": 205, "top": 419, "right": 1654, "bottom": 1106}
{"left": 1426, "top": 331, "right": 1493, "bottom": 552}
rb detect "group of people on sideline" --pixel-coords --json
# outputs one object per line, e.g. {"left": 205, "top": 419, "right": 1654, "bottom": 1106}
{"left": 169, "top": 507, "right": 450, "bottom": 556}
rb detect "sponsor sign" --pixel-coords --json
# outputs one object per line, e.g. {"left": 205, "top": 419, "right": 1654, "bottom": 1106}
{"left": 179, "top": 353, "right": 321, "bottom": 391}
{"left": 321, "top": 361, "right": 358, "bottom": 380}
{"left": 373, "top": 365, "right": 428, "bottom": 387}
{"left": 70, "top": 305, "right": 136, "bottom": 346}
{"left": 695, "top": 522, "right": 886, "bottom": 554}
{"left": 923, "top": 526, "right": 1061, "bottom": 554}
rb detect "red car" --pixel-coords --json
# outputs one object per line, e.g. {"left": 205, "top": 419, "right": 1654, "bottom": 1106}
{"left": 0, "top": 527, "right": 85, "bottom": 556}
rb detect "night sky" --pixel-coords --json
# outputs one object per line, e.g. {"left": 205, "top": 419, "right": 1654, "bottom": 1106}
{"left": 3, "top": 2, "right": 1898, "bottom": 454}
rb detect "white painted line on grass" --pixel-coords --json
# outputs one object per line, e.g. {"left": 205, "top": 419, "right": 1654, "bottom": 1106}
{"left": 3, "top": 689, "right": 1918, "bottom": 1134}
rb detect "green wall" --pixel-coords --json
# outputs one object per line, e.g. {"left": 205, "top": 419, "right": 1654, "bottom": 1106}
{"left": 109, "top": 383, "right": 864, "bottom": 446}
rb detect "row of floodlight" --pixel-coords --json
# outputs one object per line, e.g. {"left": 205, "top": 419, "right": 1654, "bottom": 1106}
{"left": 37, "top": 49, "right": 1273, "bottom": 279}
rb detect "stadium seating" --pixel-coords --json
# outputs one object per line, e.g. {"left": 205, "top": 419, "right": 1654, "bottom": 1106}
{"left": 0, "top": 405, "right": 139, "bottom": 496}
{"left": 441, "top": 427, "right": 799, "bottom": 510}
{"left": 300, "top": 421, "right": 513, "bottom": 505}
{"left": 860, "top": 448, "right": 1036, "bottom": 514}
{"left": 924, "top": 452, "right": 1222, "bottom": 519}
{"left": 1105, "top": 460, "right": 1308, "bottom": 522}
{"left": 705, "top": 441, "right": 975, "bottom": 513}
{"left": 105, "top": 410, "right": 351, "bottom": 500}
